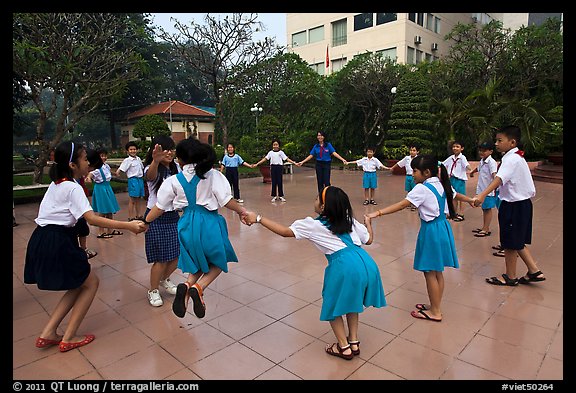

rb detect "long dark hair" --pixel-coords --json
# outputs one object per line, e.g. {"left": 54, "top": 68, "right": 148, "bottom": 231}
{"left": 410, "top": 155, "right": 456, "bottom": 219}
{"left": 144, "top": 135, "right": 178, "bottom": 194}
{"left": 318, "top": 186, "right": 353, "bottom": 235}
{"left": 175, "top": 137, "right": 216, "bottom": 179}
{"left": 49, "top": 141, "right": 84, "bottom": 182}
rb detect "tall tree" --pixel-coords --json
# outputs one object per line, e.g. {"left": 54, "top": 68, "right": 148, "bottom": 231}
{"left": 156, "top": 13, "right": 282, "bottom": 145}
{"left": 13, "top": 13, "right": 146, "bottom": 183}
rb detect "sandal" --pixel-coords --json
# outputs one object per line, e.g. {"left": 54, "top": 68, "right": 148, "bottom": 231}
{"left": 492, "top": 244, "right": 503, "bottom": 250}
{"left": 493, "top": 249, "right": 505, "bottom": 257}
{"left": 485, "top": 274, "right": 518, "bottom": 286}
{"left": 518, "top": 270, "right": 546, "bottom": 284}
{"left": 189, "top": 283, "right": 206, "bottom": 319}
{"left": 370, "top": 200, "right": 377, "bottom": 205}
{"left": 96, "top": 233, "right": 113, "bottom": 239}
{"left": 452, "top": 215, "right": 464, "bottom": 222}
{"left": 363, "top": 200, "right": 370, "bottom": 205}
{"left": 325, "top": 342, "right": 354, "bottom": 360}
{"left": 472, "top": 228, "right": 483, "bottom": 233}
{"left": 415, "top": 303, "right": 430, "bottom": 311}
{"left": 347, "top": 338, "right": 360, "bottom": 356}
{"left": 85, "top": 249, "right": 98, "bottom": 259}
{"left": 474, "top": 230, "right": 491, "bottom": 237}
{"left": 108, "top": 230, "right": 123, "bottom": 236}
{"left": 172, "top": 282, "right": 190, "bottom": 318}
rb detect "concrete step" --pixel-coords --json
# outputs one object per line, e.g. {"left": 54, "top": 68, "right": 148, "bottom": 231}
{"left": 532, "top": 163, "right": 563, "bottom": 184}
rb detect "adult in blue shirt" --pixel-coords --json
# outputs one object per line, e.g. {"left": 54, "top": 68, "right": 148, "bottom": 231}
{"left": 297, "top": 131, "right": 348, "bottom": 195}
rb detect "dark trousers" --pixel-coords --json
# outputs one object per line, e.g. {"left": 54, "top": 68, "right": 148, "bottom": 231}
{"left": 225, "top": 167, "right": 240, "bottom": 199}
{"left": 270, "top": 164, "right": 284, "bottom": 197}
{"left": 315, "top": 161, "right": 332, "bottom": 195}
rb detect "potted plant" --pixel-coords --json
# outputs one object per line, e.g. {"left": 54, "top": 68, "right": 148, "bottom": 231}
{"left": 381, "top": 146, "right": 409, "bottom": 175}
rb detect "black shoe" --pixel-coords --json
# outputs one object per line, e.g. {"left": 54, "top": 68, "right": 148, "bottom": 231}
{"left": 370, "top": 200, "right": 377, "bottom": 205}
{"left": 172, "top": 283, "right": 190, "bottom": 318}
{"left": 363, "top": 200, "right": 370, "bottom": 205}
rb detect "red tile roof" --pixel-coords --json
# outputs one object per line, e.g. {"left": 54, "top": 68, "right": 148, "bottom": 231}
{"left": 127, "top": 100, "right": 215, "bottom": 120}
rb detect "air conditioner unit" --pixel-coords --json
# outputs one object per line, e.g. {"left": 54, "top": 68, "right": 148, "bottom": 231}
{"left": 414, "top": 35, "right": 422, "bottom": 44}
{"left": 431, "top": 43, "right": 438, "bottom": 51}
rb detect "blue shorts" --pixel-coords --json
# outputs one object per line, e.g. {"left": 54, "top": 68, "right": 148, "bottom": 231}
{"left": 127, "top": 176, "right": 145, "bottom": 198}
{"left": 362, "top": 171, "right": 377, "bottom": 189}
{"left": 405, "top": 175, "right": 415, "bottom": 192}
{"left": 450, "top": 176, "right": 466, "bottom": 195}
{"left": 482, "top": 195, "right": 498, "bottom": 210}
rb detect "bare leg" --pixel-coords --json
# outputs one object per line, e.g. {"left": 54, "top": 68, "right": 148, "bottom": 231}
{"left": 504, "top": 249, "right": 519, "bottom": 278}
{"left": 364, "top": 189, "right": 369, "bottom": 201}
{"left": 482, "top": 209, "right": 493, "bottom": 232}
{"left": 150, "top": 262, "right": 164, "bottom": 290}
{"left": 517, "top": 247, "right": 545, "bottom": 279}
{"left": 369, "top": 188, "right": 375, "bottom": 201}
{"left": 328, "top": 316, "right": 353, "bottom": 356}
{"left": 422, "top": 271, "right": 443, "bottom": 320}
{"left": 345, "top": 312, "right": 359, "bottom": 353}
{"left": 128, "top": 197, "right": 136, "bottom": 219}
{"left": 194, "top": 265, "right": 223, "bottom": 290}
{"left": 161, "top": 259, "right": 179, "bottom": 281}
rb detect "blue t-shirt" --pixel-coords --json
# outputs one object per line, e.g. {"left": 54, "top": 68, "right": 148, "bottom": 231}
{"left": 310, "top": 143, "right": 336, "bottom": 162}
{"left": 222, "top": 154, "right": 244, "bottom": 168}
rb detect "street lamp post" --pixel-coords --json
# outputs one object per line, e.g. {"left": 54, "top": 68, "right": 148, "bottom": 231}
{"left": 250, "top": 103, "right": 263, "bottom": 141}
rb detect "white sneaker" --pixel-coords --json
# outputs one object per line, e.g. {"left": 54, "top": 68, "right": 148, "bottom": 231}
{"left": 271, "top": 197, "right": 277, "bottom": 202}
{"left": 279, "top": 197, "right": 287, "bottom": 202}
{"left": 147, "top": 289, "right": 163, "bottom": 307}
{"left": 236, "top": 199, "right": 244, "bottom": 203}
{"left": 159, "top": 278, "right": 177, "bottom": 295}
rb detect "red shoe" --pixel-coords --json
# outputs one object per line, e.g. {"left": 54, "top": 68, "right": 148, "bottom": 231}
{"left": 35, "top": 337, "right": 61, "bottom": 348}
{"left": 59, "top": 334, "right": 95, "bottom": 352}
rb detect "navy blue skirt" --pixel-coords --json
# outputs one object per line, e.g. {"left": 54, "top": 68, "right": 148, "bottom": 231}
{"left": 24, "top": 225, "right": 91, "bottom": 290}
{"left": 144, "top": 209, "right": 180, "bottom": 263}
{"left": 498, "top": 199, "right": 533, "bottom": 250}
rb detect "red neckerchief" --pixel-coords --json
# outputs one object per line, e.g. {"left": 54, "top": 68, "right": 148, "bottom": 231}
{"left": 450, "top": 156, "right": 460, "bottom": 176}
{"left": 515, "top": 150, "right": 525, "bottom": 157}
{"left": 55, "top": 178, "right": 71, "bottom": 184}
{"left": 318, "top": 143, "right": 324, "bottom": 158}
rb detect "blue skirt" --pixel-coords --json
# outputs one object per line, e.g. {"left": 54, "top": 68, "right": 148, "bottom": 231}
{"left": 405, "top": 175, "right": 416, "bottom": 192}
{"left": 321, "top": 245, "right": 386, "bottom": 321}
{"left": 177, "top": 205, "right": 238, "bottom": 274}
{"left": 414, "top": 217, "right": 459, "bottom": 272}
{"left": 144, "top": 209, "right": 180, "bottom": 263}
{"left": 24, "top": 225, "right": 91, "bottom": 290}
{"left": 92, "top": 181, "right": 120, "bottom": 214}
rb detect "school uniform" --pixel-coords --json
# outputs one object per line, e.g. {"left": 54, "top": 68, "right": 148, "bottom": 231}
{"left": 24, "top": 180, "right": 93, "bottom": 290}
{"left": 310, "top": 142, "right": 336, "bottom": 195}
{"left": 221, "top": 154, "right": 244, "bottom": 200}
{"left": 155, "top": 164, "right": 238, "bottom": 274}
{"left": 356, "top": 157, "right": 385, "bottom": 189}
{"left": 396, "top": 155, "right": 416, "bottom": 192}
{"left": 90, "top": 163, "right": 120, "bottom": 214}
{"left": 495, "top": 147, "right": 536, "bottom": 250}
{"left": 289, "top": 217, "right": 386, "bottom": 321}
{"left": 143, "top": 164, "right": 180, "bottom": 264}
{"left": 406, "top": 177, "right": 459, "bottom": 272}
{"left": 475, "top": 155, "right": 498, "bottom": 210}
{"left": 265, "top": 150, "right": 289, "bottom": 197}
{"left": 118, "top": 155, "right": 145, "bottom": 197}
{"left": 443, "top": 154, "right": 469, "bottom": 195}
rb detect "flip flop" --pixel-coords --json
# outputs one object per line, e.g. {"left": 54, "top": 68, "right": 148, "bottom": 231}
{"left": 96, "top": 233, "right": 113, "bottom": 239}
{"left": 474, "top": 230, "right": 491, "bottom": 237}
{"left": 59, "top": 334, "right": 95, "bottom": 352}
{"left": 410, "top": 309, "right": 442, "bottom": 322}
{"left": 415, "top": 303, "right": 430, "bottom": 311}
{"left": 492, "top": 244, "right": 503, "bottom": 250}
{"left": 172, "top": 282, "right": 190, "bottom": 318}
{"left": 108, "top": 230, "right": 123, "bottom": 235}
{"left": 472, "top": 228, "right": 483, "bottom": 233}
{"left": 493, "top": 250, "right": 505, "bottom": 257}
{"left": 35, "top": 336, "right": 62, "bottom": 348}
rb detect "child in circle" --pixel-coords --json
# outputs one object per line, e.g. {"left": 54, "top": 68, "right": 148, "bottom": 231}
{"left": 385, "top": 145, "right": 420, "bottom": 210}
{"left": 442, "top": 141, "right": 471, "bottom": 221}
{"left": 24, "top": 141, "right": 146, "bottom": 352}
{"left": 116, "top": 141, "right": 145, "bottom": 221}
{"left": 244, "top": 186, "right": 386, "bottom": 360}
{"left": 346, "top": 147, "right": 387, "bottom": 205}
{"left": 143, "top": 137, "right": 249, "bottom": 319}
{"left": 253, "top": 139, "right": 298, "bottom": 202}
{"left": 220, "top": 143, "right": 253, "bottom": 203}
{"left": 367, "top": 155, "right": 476, "bottom": 322}
{"left": 469, "top": 141, "right": 498, "bottom": 237}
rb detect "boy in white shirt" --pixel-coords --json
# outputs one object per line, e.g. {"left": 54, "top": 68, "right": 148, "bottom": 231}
{"left": 346, "top": 147, "right": 387, "bottom": 205}
{"left": 474, "top": 125, "right": 545, "bottom": 286}
{"left": 443, "top": 141, "right": 471, "bottom": 221}
{"left": 469, "top": 141, "right": 498, "bottom": 237}
{"left": 385, "top": 145, "right": 420, "bottom": 210}
{"left": 116, "top": 141, "right": 145, "bottom": 221}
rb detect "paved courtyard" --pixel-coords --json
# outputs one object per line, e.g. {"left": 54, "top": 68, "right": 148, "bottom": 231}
{"left": 13, "top": 165, "right": 563, "bottom": 382}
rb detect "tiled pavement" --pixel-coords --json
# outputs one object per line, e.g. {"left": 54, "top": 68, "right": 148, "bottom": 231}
{"left": 13, "top": 165, "right": 563, "bottom": 382}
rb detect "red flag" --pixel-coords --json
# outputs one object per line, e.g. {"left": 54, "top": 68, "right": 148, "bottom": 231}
{"left": 325, "top": 45, "right": 330, "bottom": 68}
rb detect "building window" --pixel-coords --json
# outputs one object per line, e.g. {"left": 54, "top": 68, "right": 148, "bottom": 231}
{"left": 354, "top": 13, "right": 373, "bottom": 31}
{"left": 416, "top": 49, "right": 423, "bottom": 64}
{"left": 376, "top": 47, "right": 397, "bottom": 62}
{"left": 309, "top": 62, "right": 325, "bottom": 75}
{"left": 434, "top": 17, "right": 441, "bottom": 34}
{"left": 331, "top": 57, "right": 347, "bottom": 72}
{"left": 291, "top": 30, "right": 307, "bottom": 47}
{"left": 408, "top": 13, "right": 416, "bottom": 23}
{"left": 332, "top": 18, "right": 347, "bottom": 47}
{"left": 417, "top": 13, "right": 425, "bottom": 26}
{"left": 426, "top": 14, "right": 434, "bottom": 31}
{"left": 309, "top": 25, "right": 324, "bottom": 44}
{"left": 376, "top": 13, "right": 397, "bottom": 25}
{"left": 407, "top": 46, "right": 415, "bottom": 64}
{"left": 425, "top": 53, "right": 433, "bottom": 62}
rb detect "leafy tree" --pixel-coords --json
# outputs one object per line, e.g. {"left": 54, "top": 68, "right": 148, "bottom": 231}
{"left": 156, "top": 13, "right": 282, "bottom": 145}
{"left": 132, "top": 114, "right": 171, "bottom": 150}
{"left": 13, "top": 13, "right": 146, "bottom": 183}
{"left": 385, "top": 69, "right": 434, "bottom": 156}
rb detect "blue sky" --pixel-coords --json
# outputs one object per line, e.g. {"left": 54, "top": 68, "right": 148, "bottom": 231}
{"left": 151, "top": 13, "right": 287, "bottom": 47}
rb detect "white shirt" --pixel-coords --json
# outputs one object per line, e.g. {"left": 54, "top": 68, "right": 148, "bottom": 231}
{"left": 443, "top": 154, "right": 469, "bottom": 180}
{"left": 265, "top": 150, "right": 288, "bottom": 165}
{"left": 35, "top": 181, "right": 93, "bottom": 227}
{"left": 356, "top": 157, "right": 384, "bottom": 172}
{"left": 496, "top": 147, "right": 536, "bottom": 202}
{"left": 397, "top": 155, "right": 415, "bottom": 175}
{"left": 155, "top": 164, "right": 232, "bottom": 211}
{"left": 118, "top": 155, "right": 144, "bottom": 178}
{"left": 406, "top": 177, "right": 456, "bottom": 222}
{"left": 145, "top": 163, "right": 181, "bottom": 210}
{"left": 90, "top": 163, "right": 112, "bottom": 183}
{"left": 289, "top": 217, "right": 369, "bottom": 255}
{"left": 476, "top": 155, "right": 498, "bottom": 196}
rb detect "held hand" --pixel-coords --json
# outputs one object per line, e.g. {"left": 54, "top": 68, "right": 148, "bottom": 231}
{"left": 472, "top": 196, "right": 483, "bottom": 207}
{"left": 244, "top": 211, "right": 258, "bottom": 225}
{"left": 129, "top": 220, "right": 147, "bottom": 234}
{"left": 296, "top": 162, "right": 302, "bottom": 167}
{"left": 469, "top": 171, "right": 474, "bottom": 177}
{"left": 366, "top": 211, "right": 380, "bottom": 219}
{"left": 343, "top": 160, "right": 348, "bottom": 165}
{"left": 363, "top": 214, "right": 372, "bottom": 225}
